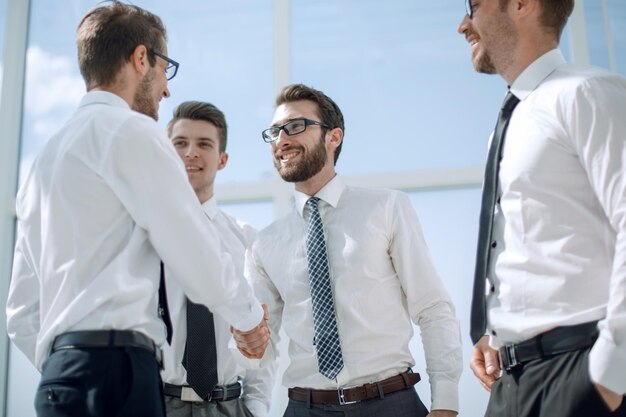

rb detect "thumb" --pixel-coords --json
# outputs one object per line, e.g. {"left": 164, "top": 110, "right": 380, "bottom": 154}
{"left": 484, "top": 349, "right": 500, "bottom": 375}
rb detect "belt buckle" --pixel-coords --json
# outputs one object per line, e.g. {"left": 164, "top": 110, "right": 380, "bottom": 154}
{"left": 503, "top": 344, "right": 520, "bottom": 370}
{"left": 337, "top": 388, "right": 358, "bottom": 405}
{"left": 181, "top": 387, "right": 204, "bottom": 402}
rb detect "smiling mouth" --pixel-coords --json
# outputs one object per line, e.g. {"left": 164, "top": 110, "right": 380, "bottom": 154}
{"left": 278, "top": 150, "right": 301, "bottom": 163}
{"left": 186, "top": 166, "right": 203, "bottom": 172}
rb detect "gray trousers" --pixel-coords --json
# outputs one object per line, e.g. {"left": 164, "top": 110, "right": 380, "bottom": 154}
{"left": 282, "top": 387, "right": 429, "bottom": 417}
{"left": 165, "top": 396, "right": 254, "bottom": 417}
{"left": 486, "top": 347, "right": 626, "bottom": 417}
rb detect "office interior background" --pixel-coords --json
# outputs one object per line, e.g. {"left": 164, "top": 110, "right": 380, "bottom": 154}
{"left": 0, "top": 1, "right": 624, "bottom": 416}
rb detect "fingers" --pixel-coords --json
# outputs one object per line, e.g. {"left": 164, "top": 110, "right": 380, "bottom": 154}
{"left": 470, "top": 336, "right": 500, "bottom": 392}
{"left": 232, "top": 316, "right": 270, "bottom": 359}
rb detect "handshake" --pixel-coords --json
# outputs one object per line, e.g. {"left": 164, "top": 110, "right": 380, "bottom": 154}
{"left": 231, "top": 304, "right": 270, "bottom": 359}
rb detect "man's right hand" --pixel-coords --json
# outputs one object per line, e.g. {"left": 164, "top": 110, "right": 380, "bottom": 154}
{"left": 470, "top": 335, "right": 501, "bottom": 391}
{"left": 231, "top": 304, "right": 270, "bottom": 359}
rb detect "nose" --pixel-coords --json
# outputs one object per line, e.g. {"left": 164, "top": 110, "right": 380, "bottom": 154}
{"left": 184, "top": 144, "right": 198, "bottom": 158}
{"left": 274, "top": 128, "right": 291, "bottom": 147}
{"left": 163, "top": 84, "right": 171, "bottom": 99}
{"left": 458, "top": 14, "right": 471, "bottom": 35}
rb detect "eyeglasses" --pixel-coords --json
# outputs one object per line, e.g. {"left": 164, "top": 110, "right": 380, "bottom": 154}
{"left": 261, "top": 118, "right": 329, "bottom": 143}
{"left": 465, "top": 0, "right": 473, "bottom": 18}
{"left": 150, "top": 49, "right": 179, "bottom": 80}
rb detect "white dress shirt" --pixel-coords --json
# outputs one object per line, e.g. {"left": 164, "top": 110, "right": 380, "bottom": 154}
{"left": 6, "top": 91, "right": 263, "bottom": 370}
{"left": 162, "top": 197, "right": 275, "bottom": 417}
{"left": 487, "top": 49, "right": 626, "bottom": 394}
{"left": 248, "top": 176, "right": 462, "bottom": 412}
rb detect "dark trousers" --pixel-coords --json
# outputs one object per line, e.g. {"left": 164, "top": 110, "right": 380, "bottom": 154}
{"left": 486, "top": 347, "right": 626, "bottom": 417}
{"left": 282, "top": 387, "right": 429, "bottom": 417}
{"left": 35, "top": 346, "right": 165, "bottom": 417}
{"left": 165, "top": 396, "right": 254, "bottom": 417}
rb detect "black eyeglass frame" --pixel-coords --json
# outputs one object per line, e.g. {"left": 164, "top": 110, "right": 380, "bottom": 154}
{"left": 150, "top": 49, "right": 179, "bottom": 81}
{"left": 465, "top": 0, "right": 473, "bottom": 18}
{"left": 261, "top": 118, "right": 330, "bottom": 143}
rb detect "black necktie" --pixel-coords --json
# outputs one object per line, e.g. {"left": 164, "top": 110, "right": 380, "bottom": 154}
{"left": 182, "top": 299, "right": 218, "bottom": 399}
{"left": 470, "top": 92, "right": 520, "bottom": 345}
{"left": 158, "top": 262, "right": 173, "bottom": 344}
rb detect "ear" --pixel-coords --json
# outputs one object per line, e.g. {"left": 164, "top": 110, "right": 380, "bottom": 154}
{"left": 218, "top": 152, "right": 229, "bottom": 170}
{"left": 514, "top": 0, "right": 537, "bottom": 19}
{"left": 326, "top": 127, "right": 343, "bottom": 152}
{"left": 129, "top": 44, "right": 151, "bottom": 77}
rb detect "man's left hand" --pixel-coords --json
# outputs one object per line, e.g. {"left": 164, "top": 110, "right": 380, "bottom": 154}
{"left": 428, "top": 410, "right": 458, "bottom": 417}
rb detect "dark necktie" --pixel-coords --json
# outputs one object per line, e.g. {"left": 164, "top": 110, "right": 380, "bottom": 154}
{"left": 183, "top": 299, "right": 218, "bottom": 399}
{"left": 470, "top": 91, "right": 520, "bottom": 345}
{"left": 305, "top": 197, "right": 344, "bottom": 380}
{"left": 158, "top": 262, "right": 173, "bottom": 344}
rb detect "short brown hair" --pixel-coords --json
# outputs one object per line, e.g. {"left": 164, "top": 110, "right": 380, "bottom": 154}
{"left": 275, "top": 84, "right": 345, "bottom": 165}
{"left": 77, "top": 1, "right": 167, "bottom": 89}
{"left": 499, "top": 0, "right": 574, "bottom": 40}
{"left": 167, "top": 101, "right": 228, "bottom": 153}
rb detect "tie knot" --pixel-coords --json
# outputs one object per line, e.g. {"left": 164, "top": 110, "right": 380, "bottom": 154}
{"left": 502, "top": 91, "right": 520, "bottom": 111}
{"left": 307, "top": 197, "right": 320, "bottom": 210}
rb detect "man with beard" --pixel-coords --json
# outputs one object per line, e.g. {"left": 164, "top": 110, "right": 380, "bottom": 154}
{"left": 458, "top": 0, "right": 626, "bottom": 416}
{"left": 235, "top": 84, "right": 462, "bottom": 417}
{"left": 161, "top": 101, "right": 276, "bottom": 417}
{"left": 6, "top": 3, "right": 268, "bottom": 417}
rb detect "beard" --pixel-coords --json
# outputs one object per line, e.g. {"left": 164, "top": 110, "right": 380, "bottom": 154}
{"left": 474, "top": 49, "right": 497, "bottom": 74}
{"left": 274, "top": 134, "right": 327, "bottom": 183}
{"left": 132, "top": 69, "right": 158, "bottom": 121}
{"left": 475, "top": 15, "right": 516, "bottom": 75}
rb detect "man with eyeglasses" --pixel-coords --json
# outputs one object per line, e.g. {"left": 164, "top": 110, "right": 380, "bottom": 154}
{"left": 160, "top": 101, "right": 276, "bottom": 417}
{"left": 6, "top": 3, "right": 268, "bottom": 417}
{"left": 458, "top": 0, "right": 626, "bottom": 416}
{"left": 234, "top": 84, "right": 462, "bottom": 417}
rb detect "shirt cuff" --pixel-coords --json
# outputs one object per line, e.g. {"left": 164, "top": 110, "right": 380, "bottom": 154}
{"left": 430, "top": 379, "right": 459, "bottom": 412}
{"left": 214, "top": 299, "right": 263, "bottom": 332}
{"left": 589, "top": 334, "right": 626, "bottom": 395}
{"left": 243, "top": 398, "right": 267, "bottom": 417}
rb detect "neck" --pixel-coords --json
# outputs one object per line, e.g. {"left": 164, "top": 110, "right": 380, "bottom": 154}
{"left": 501, "top": 37, "right": 558, "bottom": 86}
{"left": 295, "top": 168, "right": 336, "bottom": 197}
{"left": 90, "top": 83, "right": 135, "bottom": 109}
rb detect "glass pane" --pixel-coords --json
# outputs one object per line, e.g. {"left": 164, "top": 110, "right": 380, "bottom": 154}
{"left": 219, "top": 200, "right": 275, "bottom": 230}
{"left": 406, "top": 187, "right": 489, "bottom": 412}
{"left": 0, "top": 0, "right": 6, "bottom": 98}
{"left": 18, "top": 0, "right": 273, "bottom": 186}
{"left": 291, "top": 0, "right": 574, "bottom": 176}
{"left": 581, "top": 0, "right": 626, "bottom": 75}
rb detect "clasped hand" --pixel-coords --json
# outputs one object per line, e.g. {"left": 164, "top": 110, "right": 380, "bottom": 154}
{"left": 231, "top": 304, "right": 270, "bottom": 359}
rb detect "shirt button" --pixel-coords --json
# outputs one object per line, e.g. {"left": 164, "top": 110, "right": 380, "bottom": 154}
{"left": 497, "top": 196, "right": 501, "bottom": 205}
{"left": 491, "top": 330, "right": 497, "bottom": 336}
{"left": 491, "top": 241, "right": 497, "bottom": 248}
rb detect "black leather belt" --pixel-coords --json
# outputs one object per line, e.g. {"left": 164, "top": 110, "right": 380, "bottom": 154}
{"left": 51, "top": 330, "right": 162, "bottom": 367}
{"left": 288, "top": 370, "right": 420, "bottom": 405}
{"left": 163, "top": 382, "right": 242, "bottom": 402}
{"left": 499, "top": 321, "right": 599, "bottom": 372}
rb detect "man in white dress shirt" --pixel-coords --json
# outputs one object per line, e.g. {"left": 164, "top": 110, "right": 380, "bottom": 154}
{"left": 237, "top": 84, "right": 462, "bottom": 417}
{"left": 458, "top": 0, "right": 626, "bottom": 416}
{"left": 161, "top": 101, "right": 276, "bottom": 417}
{"left": 6, "top": 4, "right": 268, "bottom": 417}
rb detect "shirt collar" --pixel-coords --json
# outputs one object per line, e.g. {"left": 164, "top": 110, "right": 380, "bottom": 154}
{"left": 201, "top": 196, "right": 219, "bottom": 220}
{"left": 79, "top": 90, "right": 131, "bottom": 110}
{"left": 294, "top": 175, "right": 346, "bottom": 218}
{"left": 510, "top": 49, "right": 566, "bottom": 101}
